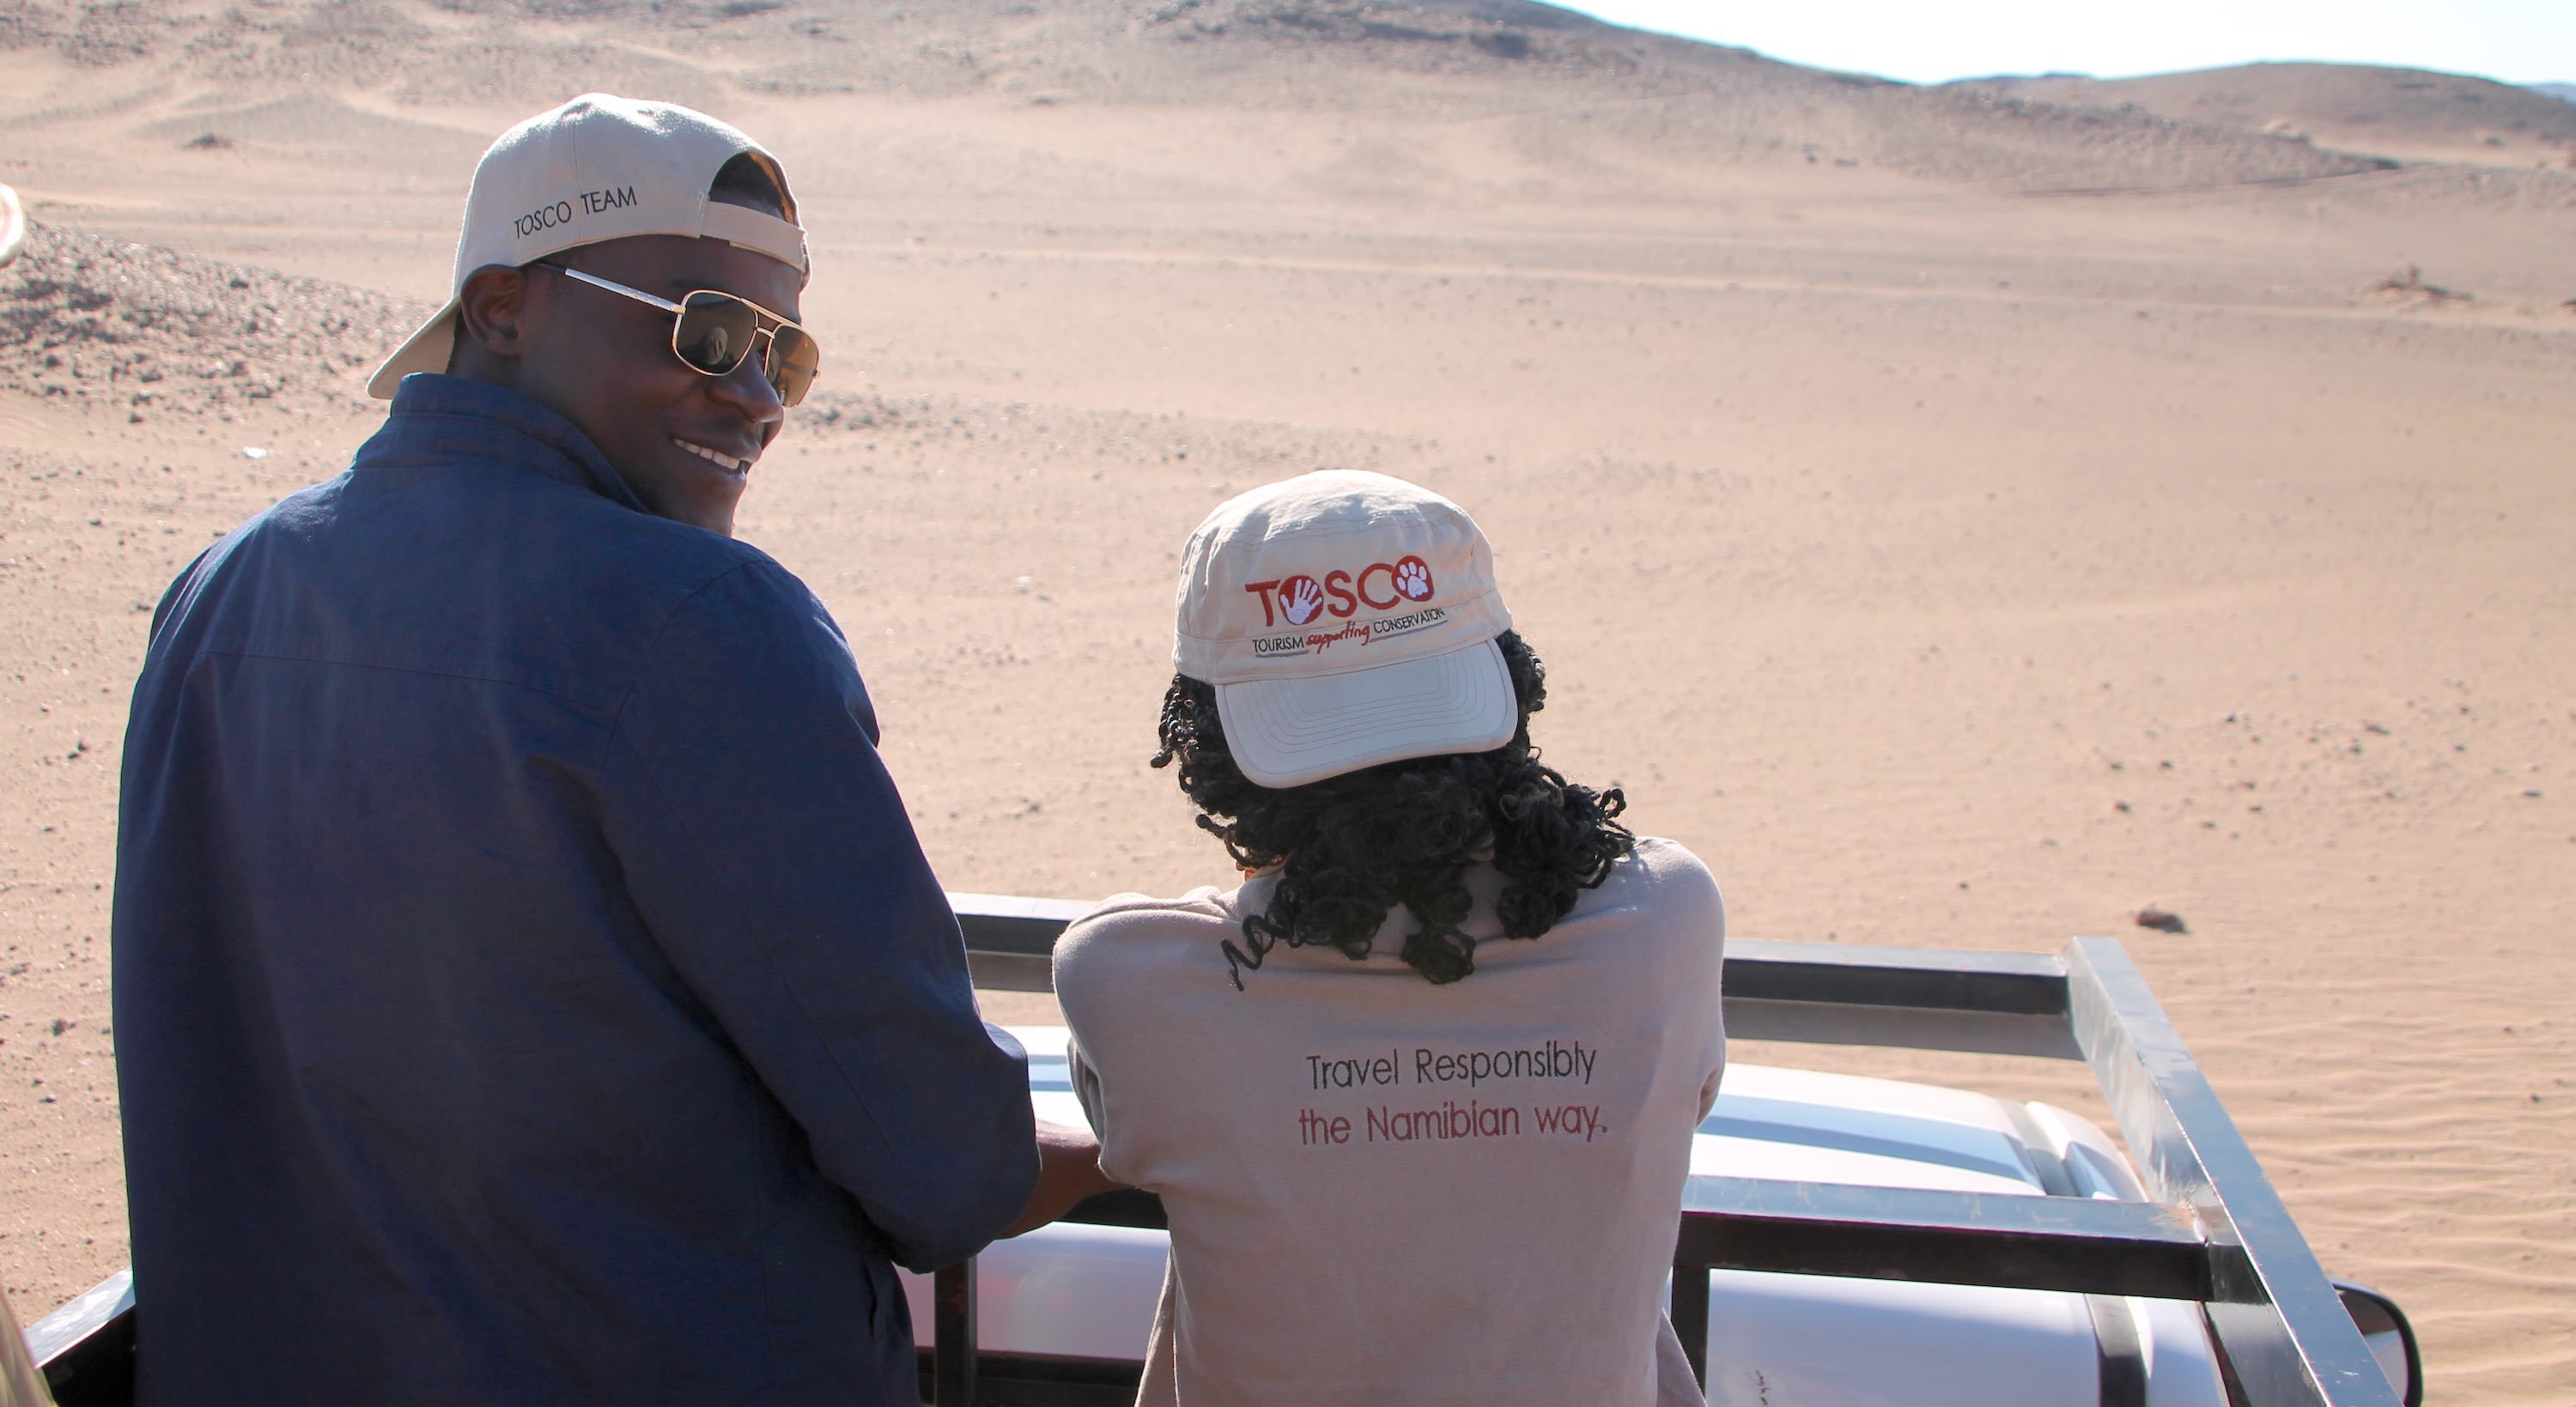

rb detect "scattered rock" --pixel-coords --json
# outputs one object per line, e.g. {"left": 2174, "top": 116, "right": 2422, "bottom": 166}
{"left": 2371, "top": 264, "right": 2472, "bottom": 306}
{"left": 0, "top": 221, "right": 429, "bottom": 419}
{"left": 2135, "top": 907, "right": 2189, "bottom": 934}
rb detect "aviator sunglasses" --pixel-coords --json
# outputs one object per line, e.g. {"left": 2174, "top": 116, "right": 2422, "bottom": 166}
{"left": 533, "top": 261, "right": 822, "bottom": 407}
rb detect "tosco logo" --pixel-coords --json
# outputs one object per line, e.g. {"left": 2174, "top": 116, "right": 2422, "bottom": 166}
{"left": 1370, "top": 607, "right": 1445, "bottom": 638}
{"left": 513, "top": 185, "right": 640, "bottom": 240}
{"left": 1245, "top": 555, "right": 1435, "bottom": 628}
{"left": 1249, "top": 608, "right": 1449, "bottom": 662}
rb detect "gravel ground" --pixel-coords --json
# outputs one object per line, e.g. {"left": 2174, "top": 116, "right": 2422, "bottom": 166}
{"left": 0, "top": 222, "right": 430, "bottom": 425}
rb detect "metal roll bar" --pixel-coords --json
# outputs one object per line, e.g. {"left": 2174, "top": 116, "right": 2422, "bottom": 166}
{"left": 935, "top": 895, "right": 2402, "bottom": 1407}
{"left": 31, "top": 895, "right": 2403, "bottom": 1406}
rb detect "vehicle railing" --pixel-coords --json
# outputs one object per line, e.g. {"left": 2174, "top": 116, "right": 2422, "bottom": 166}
{"left": 30, "top": 894, "right": 2405, "bottom": 1407}
{"left": 937, "top": 894, "right": 2403, "bottom": 1407}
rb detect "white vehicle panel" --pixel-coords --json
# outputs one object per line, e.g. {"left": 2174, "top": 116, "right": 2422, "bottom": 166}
{"left": 1702, "top": 1271, "right": 2097, "bottom": 1406}
{"left": 902, "top": 1222, "right": 1170, "bottom": 1364}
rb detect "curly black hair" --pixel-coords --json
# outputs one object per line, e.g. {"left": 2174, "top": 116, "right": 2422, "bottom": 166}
{"left": 1152, "top": 631, "right": 1636, "bottom": 987}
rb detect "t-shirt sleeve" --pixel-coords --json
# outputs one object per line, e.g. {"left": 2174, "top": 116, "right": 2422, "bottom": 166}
{"left": 1700, "top": 876, "right": 1728, "bottom": 1119}
{"left": 597, "top": 559, "right": 1037, "bottom": 1272}
{"left": 1643, "top": 841, "right": 1728, "bottom": 1122}
{"left": 1066, "top": 1036, "right": 1108, "bottom": 1140}
{"left": 1053, "top": 903, "right": 1192, "bottom": 1192}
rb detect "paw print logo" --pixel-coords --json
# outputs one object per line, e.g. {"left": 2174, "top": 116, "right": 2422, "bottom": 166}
{"left": 1279, "top": 574, "right": 1326, "bottom": 626}
{"left": 1393, "top": 555, "right": 1435, "bottom": 602}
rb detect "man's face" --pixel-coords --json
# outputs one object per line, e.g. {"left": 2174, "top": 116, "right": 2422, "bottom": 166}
{"left": 513, "top": 233, "right": 804, "bottom": 537}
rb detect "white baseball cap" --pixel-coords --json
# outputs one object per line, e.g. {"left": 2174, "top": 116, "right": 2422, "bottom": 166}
{"left": 367, "top": 93, "right": 810, "bottom": 399}
{"left": 1175, "top": 471, "right": 1518, "bottom": 789}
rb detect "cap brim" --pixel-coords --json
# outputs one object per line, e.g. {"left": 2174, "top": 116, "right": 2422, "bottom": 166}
{"left": 1213, "top": 639, "right": 1517, "bottom": 790}
{"left": 366, "top": 300, "right": 460, "bottom": 400}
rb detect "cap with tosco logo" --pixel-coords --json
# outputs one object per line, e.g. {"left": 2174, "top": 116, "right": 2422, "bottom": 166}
{"left": 1175, "top": 470, "right": 1517, "bottom": 789}
{"left": 367, "top": 92, "right": 810, "bottom": 400}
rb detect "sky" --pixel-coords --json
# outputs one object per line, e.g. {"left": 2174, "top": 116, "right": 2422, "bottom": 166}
{"left": 1549, "top": 0, "right": 2576, "bottom": 88}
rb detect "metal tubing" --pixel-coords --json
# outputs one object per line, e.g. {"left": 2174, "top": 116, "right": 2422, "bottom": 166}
{"left": 933, "top": 1258, "right": 977, "bottom": 1407}
{"left": 1061, "top": 1188, "right": 1168, "bottom": 1229}
{"left": 1669, "top": 1253, "right": 1710, "bottom": 1389}
{"left": 1070, "top": 1178, "right": 2212, "bottom": 1299}
{"left": 1723, "top": 997, "right": 2081, "bottom": 1058}
{"left": 953, "top": 894, "right": 1093, "bottom": 992}
{"left": 953, "top": 896, "right": 2085, "bottom": 1052}
{"left": 2065, "top": 937, "right": 2398, "bottom": 1407}
{"left": 953, "top": 894, "right": 1095, "bottom": 955}
{"left": 945, "top": 892, "right": 2400, "bottom": 1404}
{"left": 1674, "top": 1177, "right": 2213, "bottom": 1300}
{"left": 1720, "top": 939, "right": 2070, "bottom": 1015}
{"left": 27, "top": 1267, "right": 135, "bottom": 1407}
{"left": 24, "top": 907, "right": 2399, "bottom": 1407}
{"left": 25, "top": 1270, "right": 131, "bottom": 1371}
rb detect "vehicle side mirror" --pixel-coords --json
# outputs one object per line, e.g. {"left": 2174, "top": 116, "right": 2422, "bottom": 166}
{"left": 2333, "top": 1278, "right": 2421, "bottom": 1406}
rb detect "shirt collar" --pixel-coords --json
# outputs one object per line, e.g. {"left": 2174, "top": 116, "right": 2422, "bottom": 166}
{"left": 362, "top": 373, "right": 650, "bottom": 514}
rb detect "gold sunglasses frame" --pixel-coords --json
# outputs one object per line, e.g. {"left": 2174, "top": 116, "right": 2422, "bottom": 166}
{"left": 534, "top": 261, "right": 820, "bottom": 406}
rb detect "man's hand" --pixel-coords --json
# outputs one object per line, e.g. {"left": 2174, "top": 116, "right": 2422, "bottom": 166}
{"left": 1002, "top": 1119, "right": 1122, "bottom": 1239}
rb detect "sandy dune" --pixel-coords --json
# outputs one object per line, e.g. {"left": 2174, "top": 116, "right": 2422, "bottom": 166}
{"left": 1964, "top": 62, "right": 2576, "bottom": 171}
{"left": 4, "top": 2, "right": 2574, "bottom": 1398}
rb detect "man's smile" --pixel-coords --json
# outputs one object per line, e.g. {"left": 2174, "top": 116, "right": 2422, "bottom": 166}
{"left": 672, "top": 436, "right": 754, "bottom": 476}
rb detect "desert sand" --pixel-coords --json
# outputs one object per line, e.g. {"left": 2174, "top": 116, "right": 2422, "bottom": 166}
{"left": 3, "top": 0, "right": 2573, "bottom": 1398}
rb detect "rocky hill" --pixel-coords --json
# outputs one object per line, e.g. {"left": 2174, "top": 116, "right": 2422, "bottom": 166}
{"left": 2, "top": 0, "right": 2407, "bottom": 191}
{"left": 1962, "top": 62, "right": 2576, "bottom": 167}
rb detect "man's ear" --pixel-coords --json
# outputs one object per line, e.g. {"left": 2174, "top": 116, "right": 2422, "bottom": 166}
{"left": 454, "top": 264, "right": 535, "bottom": 361}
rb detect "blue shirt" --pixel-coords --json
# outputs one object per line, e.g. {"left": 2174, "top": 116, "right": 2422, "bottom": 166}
{"left": 112, "top": 374, "right": 1036, "bottom": 1405}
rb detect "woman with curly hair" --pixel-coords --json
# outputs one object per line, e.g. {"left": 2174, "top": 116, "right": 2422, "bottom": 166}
{"left": 1054, "top": 470, "right": 1727, "bottom": 1405}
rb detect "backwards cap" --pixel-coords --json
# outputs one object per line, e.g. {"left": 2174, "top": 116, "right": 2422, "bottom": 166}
{"left": 367, "top": 93, "right": 809, "bottom": 399}
{"left": 1175, "top": 470, "right": 1518, "bottom": 789}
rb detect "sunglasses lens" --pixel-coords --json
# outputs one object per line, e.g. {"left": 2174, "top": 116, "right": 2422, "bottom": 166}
{"left": 673, "top": 292, "right": 759, "bottom": 375}
{"left": 668, "top": 288, "right": 820, "bottom": 407}
{"left": 765, "top": 325, "right": 821, "bottom": 408}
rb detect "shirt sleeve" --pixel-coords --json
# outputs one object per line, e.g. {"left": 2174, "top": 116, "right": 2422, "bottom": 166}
{"left": 1699, "top": 880, "right": 1728, "bottom": 1121}
{"left": 1066, "top": 1037, "right": 1108, "bottom": 1140}
{"left": 597, "top": 558, "right": 1036, "bottom": 1272}
{"left": 1055, "top": 917, "right": 1135, "bottom": 1186}
{"left": 1051, "top": 904, "right": 1173, "bottom": 1192}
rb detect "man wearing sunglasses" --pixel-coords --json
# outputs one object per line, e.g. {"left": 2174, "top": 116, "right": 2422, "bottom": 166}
{"left": 112, "top": 94, "right": 1095, "bottom": 1406}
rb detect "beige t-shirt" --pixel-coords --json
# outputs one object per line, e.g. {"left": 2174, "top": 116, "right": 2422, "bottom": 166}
{"left": 1054, "top": 837, "right": 1726, "bottom": 1407}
